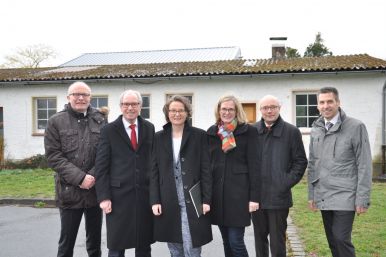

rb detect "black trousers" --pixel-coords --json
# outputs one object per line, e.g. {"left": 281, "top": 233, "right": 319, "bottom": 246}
{"left": 252, "top": 209, "right": 289, "bottom": 257}
{"left": 57, "top": 206, "right": 102, "bottom": 257}
{"left": 321, "top": 210, "right": 356, "bottom": 257}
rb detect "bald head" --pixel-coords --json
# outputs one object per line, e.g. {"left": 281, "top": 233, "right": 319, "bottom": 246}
{"left": 259, "top": 95, "right": 281, "bottom": 108}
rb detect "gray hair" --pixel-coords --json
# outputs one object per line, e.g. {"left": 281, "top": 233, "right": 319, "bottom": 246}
{"left": 67, "top": 81, "right": 91, "bottom": 95}
{"left": 119, "top": 90, "right": 143, "bottom": 105}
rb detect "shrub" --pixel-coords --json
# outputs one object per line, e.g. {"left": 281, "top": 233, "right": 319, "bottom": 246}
{"left": 2, "top": 154, "right": 48, "bottom": 169}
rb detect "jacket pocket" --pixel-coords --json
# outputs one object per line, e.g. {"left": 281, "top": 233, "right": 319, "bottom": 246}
{"left": 59, "top": 129, "right": 79, "bottom": 153}
{"left": 58, "top": 182, "right": 82, "bottom": 206}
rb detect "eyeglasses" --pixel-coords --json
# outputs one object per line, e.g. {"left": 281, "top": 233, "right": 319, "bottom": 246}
{"left": 260, "top": 105, "right": 279, "bottom": 111}
{"left": 121, "top": 102, "right": 140, "bottom": 108}
{"left": 169, "top": 109, "right": 186, "bottom": 115}
{"left": 220, "top": 108, "right": 235, "bottom": 114}
{"left": 69, "top": 93, "right": 91, "bottom": 98}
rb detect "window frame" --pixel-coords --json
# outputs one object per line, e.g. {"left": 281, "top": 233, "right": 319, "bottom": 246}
{"left": 33, "top": 97, "right": 57, "bottom": 135}
{"left": 140, "top": 94, "right": 151, "bottom": 120}
{"left": 293, "top": 91, "right": 319, "bottom": 132}
{"left": 90, "top": 95, "right": 109, "bottom": 109}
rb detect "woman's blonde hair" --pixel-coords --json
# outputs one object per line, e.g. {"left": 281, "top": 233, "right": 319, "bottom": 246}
{"left": 214, "top": 94, "right": 248, "bottom": 124}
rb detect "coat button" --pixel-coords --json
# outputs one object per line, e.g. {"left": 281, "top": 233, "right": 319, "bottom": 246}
{"left": 181, "top": 171, "right": 186, "bottom": 175}
{"left": 183, "top": 185, "right": 188, "bottom": 190}
{"left": 186, "top": 199, "right": 191, "bottom": 204}
{"left": 181, "top": 157, "right": 185, "bottom": 162}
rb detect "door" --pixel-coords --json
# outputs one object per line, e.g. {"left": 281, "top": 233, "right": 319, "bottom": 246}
{"left": 242, "top": 103, "right": 256, "bottom": 123}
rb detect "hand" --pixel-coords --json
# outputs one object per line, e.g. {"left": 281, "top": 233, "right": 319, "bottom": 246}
{"left": 100, "top": 200, "right": 112, "bottom": 214}
{"left": 79, "top": 174, "right": 95, "bottom": 190}
{"left": 202, "top": 204, "right": 210, "bottom": 215}
{"left": 308, "top": 200, "right": 317, "bottom": 212}
{"left": 249, "top": 201, "right": 259, "bottom": 213}
{"left": 356, "top": 206, "right": 368, "bottom": 215}
{"left": 152, "top": 204, "right": 162, "bottom": 216}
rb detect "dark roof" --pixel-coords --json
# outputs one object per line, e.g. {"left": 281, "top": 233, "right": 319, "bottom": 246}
{"left": 0, "top": 54, "right": 385, "bottom": 83}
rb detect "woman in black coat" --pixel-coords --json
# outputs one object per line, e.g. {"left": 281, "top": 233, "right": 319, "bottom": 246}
{"left": 150, "top": 95, "right": 212, "bottom": 257}
{"left": 207, "top": 94, "right": 260, "bottom": 257}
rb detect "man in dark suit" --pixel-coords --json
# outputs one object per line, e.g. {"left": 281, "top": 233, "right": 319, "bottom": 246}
{"left": 95, "top": 90, "right": 155, "bottom": 257}
{"left": 252, "top": 95, "right": 308, "bottom": 257}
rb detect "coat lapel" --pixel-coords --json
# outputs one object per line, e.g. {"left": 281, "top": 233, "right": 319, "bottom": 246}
{"left": 180, "top": 124, "right": 191, "bottom": 153}
{"left": 112, "top": 115, "right": 131, "bottom": 148}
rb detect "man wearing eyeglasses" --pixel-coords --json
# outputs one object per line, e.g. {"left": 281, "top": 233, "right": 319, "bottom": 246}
{"left": 252, "top": 95, "right": 308, "bottom": 257}
{"left": 95, "top": 90, "right": 155, "bottom": 257}
{"left": 45, "top": 81, "right": 107, "bottom": 257}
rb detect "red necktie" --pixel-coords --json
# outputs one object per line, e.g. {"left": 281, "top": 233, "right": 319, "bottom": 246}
{"left": 129, "top": 124, "right": 137, "bottom": 150}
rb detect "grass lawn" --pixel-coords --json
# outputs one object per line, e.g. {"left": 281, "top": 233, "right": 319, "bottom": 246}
{"left": 291, "top": 180, "right": 386, "bottom": 257}
{"left": 0, "top": 169, "right": 55, "bottom": 198}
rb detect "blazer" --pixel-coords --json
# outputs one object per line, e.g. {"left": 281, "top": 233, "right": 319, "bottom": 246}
{"left": 95, "top": 115, "right": 155, "bottom": 249}
{"left": 150, "top": 122, "right": 212, "bottom": 248}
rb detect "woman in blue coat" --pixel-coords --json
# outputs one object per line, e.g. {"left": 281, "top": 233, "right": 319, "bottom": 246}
{"left": 207, "top": 94, "right": 260, "bottom": 257}
{"left": 150, "top": 95, "right": 212, "bottom": 257}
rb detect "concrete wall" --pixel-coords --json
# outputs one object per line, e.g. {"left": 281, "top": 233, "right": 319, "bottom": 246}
{"left": 0, "top": 72, "right": 385, "bottom": 168}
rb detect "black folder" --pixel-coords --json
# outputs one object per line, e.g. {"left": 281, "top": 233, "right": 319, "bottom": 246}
{"left": 189, "top": 181, "right": 203, "bottom": 218}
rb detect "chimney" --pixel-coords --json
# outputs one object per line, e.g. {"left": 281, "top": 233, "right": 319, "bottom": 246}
{"left": 270, "top": 37, "right": 287, "bottom": 59}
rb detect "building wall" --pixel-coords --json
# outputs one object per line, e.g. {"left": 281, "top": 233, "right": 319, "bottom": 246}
{"left": 0, "top": 72, "right": 385, "bottom": 165}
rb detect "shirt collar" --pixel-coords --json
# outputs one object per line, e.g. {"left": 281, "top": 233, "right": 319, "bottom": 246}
{"left": 122, "top": 117, "right": 138, "bottom": 128}
{"left": 324, "top": 112, "right": 340, "bottom": 125}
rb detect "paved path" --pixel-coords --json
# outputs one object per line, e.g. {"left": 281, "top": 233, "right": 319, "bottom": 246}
{"left": 0, "top": 205, "right": 256, "bottom": 257}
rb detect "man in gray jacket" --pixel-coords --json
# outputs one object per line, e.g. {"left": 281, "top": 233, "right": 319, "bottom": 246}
{"left": 308, "top": 87, "right": 372, "bottom": 257}
{"left": 45, "top": 81, "right": 107, "bottom": 257}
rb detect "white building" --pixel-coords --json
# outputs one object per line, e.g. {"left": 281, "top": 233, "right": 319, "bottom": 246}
{"left": 0, "top": 47, "right": 385, "bottom": 175}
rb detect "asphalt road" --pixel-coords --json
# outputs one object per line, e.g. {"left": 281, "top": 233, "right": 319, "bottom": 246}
{"left": 0, "top": 205, "right": 255, "bottom": 257}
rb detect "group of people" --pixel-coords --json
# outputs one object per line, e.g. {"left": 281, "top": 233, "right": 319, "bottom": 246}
{"left": 44, "top": 81, "right": 372, "bottom": 257}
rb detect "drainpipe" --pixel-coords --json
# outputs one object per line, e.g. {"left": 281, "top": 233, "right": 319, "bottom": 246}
{"left": 383, "top": 83, "right": 386, "bottom": 175}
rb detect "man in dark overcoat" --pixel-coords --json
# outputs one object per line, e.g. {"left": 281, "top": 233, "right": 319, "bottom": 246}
{"left": 252, "top": 95, "right": 308, "bottom": 257}
{"left": 95, "top": 90, "right": 155, "bottom": 257}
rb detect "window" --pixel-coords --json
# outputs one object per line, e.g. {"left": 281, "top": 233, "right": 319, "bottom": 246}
{"left": 141, "top": 95, "right": 150, "bottom": 119}
{"left": 35, "top": 97, "right": 57, "bottom": 133}
{"left": 90, "top": 96, "right": 108, "bottom": 108}
{"left": 295, "top": 93, "right": 318, "bottom": 128}
{"left": 166, "top": 94, "right": 193, "bottom": 125}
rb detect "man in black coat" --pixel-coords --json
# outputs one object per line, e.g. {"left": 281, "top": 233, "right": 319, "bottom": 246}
{"left": 95, "top": 90, "right": 155, "bottom": 257}
{"left": 252, "top": 95, "right": 308, "bottom": 257}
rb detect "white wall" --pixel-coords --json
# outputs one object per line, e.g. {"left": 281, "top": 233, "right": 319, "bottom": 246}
{"left": 0, "top": 72, "right": 385, "bottom": 160}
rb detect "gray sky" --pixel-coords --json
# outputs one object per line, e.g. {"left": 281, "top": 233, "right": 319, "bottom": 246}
{"left": 1, "top": 0, "right": 385, "bottom": 67}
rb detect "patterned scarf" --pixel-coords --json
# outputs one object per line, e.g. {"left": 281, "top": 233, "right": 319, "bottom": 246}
{"left": 217, "top": 119, "right": 237, "bottom": 153}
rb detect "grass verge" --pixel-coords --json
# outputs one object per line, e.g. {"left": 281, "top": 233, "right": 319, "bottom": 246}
{"left": 0, "top": 168, "right": 55, "bottom": 198}
{"left": 291, "top": 180, "right": 386, "bottom": 257}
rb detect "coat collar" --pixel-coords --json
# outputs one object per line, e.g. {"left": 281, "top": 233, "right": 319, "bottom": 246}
{"left": 255, "top": 116, "right": 284, "bottom": 137}
{"left": 112, "top": 115, "right": 146, "bottom": 151}
{"left": 313, "top": 108, "right": 347, "bottom": 134}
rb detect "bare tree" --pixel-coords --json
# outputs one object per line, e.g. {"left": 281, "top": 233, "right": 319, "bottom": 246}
{"left": 2, "top": 44, "right": 57, "bottom": 68}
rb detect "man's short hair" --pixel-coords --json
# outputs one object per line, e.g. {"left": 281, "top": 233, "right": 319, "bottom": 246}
{"left": 317, "top": 87, "right": 339, "bottom": 101}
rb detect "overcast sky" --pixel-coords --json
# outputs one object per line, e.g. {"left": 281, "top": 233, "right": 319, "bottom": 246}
{"left": 1, "top": 0, "right": 385, "bottom": 67}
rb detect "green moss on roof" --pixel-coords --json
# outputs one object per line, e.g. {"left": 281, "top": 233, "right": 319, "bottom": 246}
{"left": 0, "top": 54, "right": 385, "bottom": 82}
